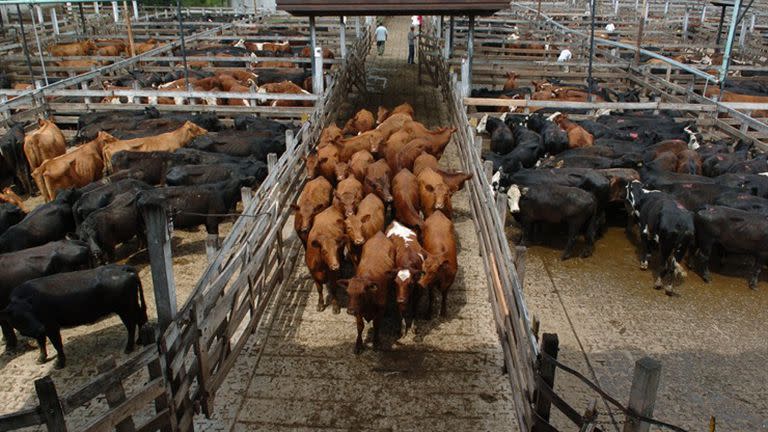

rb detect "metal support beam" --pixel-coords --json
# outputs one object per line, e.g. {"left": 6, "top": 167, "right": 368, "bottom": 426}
{"left": 94, "top": 2, "right": 100, "bottom": 14}
{"left": 132, "top": 0, "right": 139, "bottom": 20}
{"left": 634, "top": 0, "right": 647, "bottom": 66}
{"left": 466, "top": 15, "right": 475, "bottom": 93}
{"left": 78, "top": 3, "right": 87, "bottom": 35}
{"left": 339, "top": 16, "right": 347, "bottom": 59}
{"left": 29, "top": 8, "right": 49, "bottom": 86}
{"left": 176, "top": 0, "right": 191, "bottom": 93}
{"left": 719, "top": 0, "right": 743, "bottom": 90}
{"left": 51, "top": 8, "right": 59, "bottom": 35}
{"left": 112, "top": 1, "right": 119, "bottom": 22}
{"left": 16, "top": 5, "right": 36, "bottom": 86}
{"left": 715, "top": 5, "right": 727, "bottom": 53}
{"left": 35, "top": 5, "right": 43, "bottom": 24}
{"left": 587, "top": 0, "right": 597, "bottom": 96}
{"left": 449, "top": 16, "right": 455, "bottom": 57}
{"left": 309, "top": 15, "right": 318, "bottom": 91}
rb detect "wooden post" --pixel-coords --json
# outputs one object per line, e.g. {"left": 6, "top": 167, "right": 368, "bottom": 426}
{"left": 112, "top": 1, "right": 119, "bottom": 22}
{"left": 35, "top": 6, "right": 44, "bottom": 24}
{"left": 313, "top": 46, "right": 324, "bottom": 95}
{"left": 132, "top": 0, "right": 139, "bottom": 19}
{"left": 448, "top": 16, "right": 455, "bottom": 58}
{"left": 267, "top": 153, "right": 278, "bottom": 173}
{"left": 495, "top": 192, "right": 507, "bottom": 225}
{"left": 240, "top": 187, "right": 254, "bottom": 211}
{"left": 739, "top": 17, "right": 747, "bottom": 47}
{"left": 97, "top": 359, "right": 136, "bottom": 432}
{"left": 141, "top": 203, "right": 177, "bottom": 332}
{"left": 339, "top": 17, "right": 347, "bottom": 60}
{"left": 94, "top": 2, "right": 100, "bottom": 14}
{"left": 483, "top": 160, "right": 494, "bottom": 183}
{"left": 355, "top": 16, "right": 360, "bottom": 38}
{"left": 682, "top": 10, "right": 689, "bottom": 39}
{"left": 514, "top": 245, "right": 527, "bottom": 287}
{"left": 35, "top": 376, "right": 67, "bottom": 432}
{"left": 285, "top": 128, "right": 296, "bottom": 155}
{"left": 623, "top": 357, "right": 661, "bottom": 432}
{"left": 309, "top": 16, "right": 319, "bottom": 92}
{"left": 534, "top": 333, "right": 560, "bottom": 427}
{"left": 205, "top": 234, "right": 220, "bottom": 263}
{"left": 466, "top": 15, "right": 475, "bottom": 94}
{"left": 460, "top": 58, "right": 470, "bottom": 97}
{"left": 701, "top": 5, "right": 707, "bottom": 23}
{"left": 124, "top": 1, "right": 136, "bottom": 57}
{"left": 634, "top": 0, "right": 648, "bottom": 66}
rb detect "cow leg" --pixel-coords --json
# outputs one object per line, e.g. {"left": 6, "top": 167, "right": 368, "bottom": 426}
{"left": 1, "top": 323, "right": 18, "bottom": 352}
{"left": 119, "top": 313, "right": 136, "bottom": 354}
{"left": 315, "top": 282, "right": 325, "bottom": 312}
{"left": 354, "top": 315, "right": 365, "bottom": 354}
{"left": 561, "top": 222, "right": 578, "bottom": 260}
{"left": 696, "top": 242, "right": 713, "bottom": 283}
{"left": 425, "top": 286, "right": 434, "bottom": 319}
{"left": 48, "top": 329, "right": 66, "bottom": 369}
{"left": 36, "top": 336, "right": 48, "bottom": 364}
{"left": 439, "top": 287, "right": 448, "bottom": 318}
{"left": 581, "top": 214, "right": 598, "bottom": 258}
{"left": 748, "top": 255, "right": 763, "bottom": 290}
{"left": 638, "top": 227, "right": 651, "bottom": 270}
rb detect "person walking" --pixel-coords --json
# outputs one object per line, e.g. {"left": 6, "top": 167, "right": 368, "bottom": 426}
{"left": 407, "top": 26, "right": 419, "bottom": 64}
{"left": 375, "top": 23, "right": 388, "bottom": 56}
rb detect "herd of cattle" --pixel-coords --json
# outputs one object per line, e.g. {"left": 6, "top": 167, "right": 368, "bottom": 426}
{"left": 477, "top": 98, "right": 768, "bottom": 294}
{"left": 0, "top": 109, "right": 286, "bottom": 367}
{"left": 295, "top": 103, "right": 472, "bottom": 353}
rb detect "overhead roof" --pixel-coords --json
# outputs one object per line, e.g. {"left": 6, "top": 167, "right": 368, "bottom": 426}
{"left": 276, "top": 0, "right": 510, "bottom": 16}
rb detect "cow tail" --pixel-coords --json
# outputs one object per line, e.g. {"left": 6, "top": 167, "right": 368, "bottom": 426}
{"left": 136, "top": 273, "right": 149, "bottom": 326}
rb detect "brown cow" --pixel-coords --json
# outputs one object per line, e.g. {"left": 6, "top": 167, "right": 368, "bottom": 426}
{"left": 706, "top": 88, "right": 768, "bottom": 117}
{"left": 96, "top": 44, "right": 124, "bottom": 56}
{"left": 364, "top": 159, "right": 393, "bottom": 204}
{"left": 49, "top": 40, "right": 96, "bottom": 56}
{"left": 333, "top": 176, "right": 364, "bottom": 217}
{"left": 348, "top": 150, "right": 374, "bottom": 182}
{"left": 336, "top": 130, "right": 385, "bottom": 161}
{"left": 304, "top": 152, "right": 319, "bottom": 179}
{"left": 338, "top": 232, "right": 395, "bottom": 353}
{"left": 306, "top": 206, "right": 347, "bottom": 313}
{"left": 596, "top": 168, "right": 640, "bottom": 203}
{"left": 257, "top": 81, "right": 313, "bottom": 107}
{"left": 377, "top": 103, "right": 416, "bottom": 124}
{"left": 315, "top": 144, "right": 341, "bottom": 183}
{"left": 334, "top": 162, "right": 350, "bottom": 182}
{"left": 503, "top": 72, "right": 518, "bottom": 91}
{"left": 55, "top": 60, "right": 100, "bottom": 71}
{"left": 412, "top": 152, "right": 472, "bottom": 192}
{"left": 386, "top": 122, "right": 455, "bottom": 159}
{"left": 32, "top": 131, "right": 114, "bottom": 201}
{"left": 389, "top": 138, "right": 429, "bottom": 173}
{"left": 374, "top": 113, "right": 413, "bottom": 143}
{"left": 392, "top": 168, "right": 422, "bottom": 229}
{"left": 0, "top": 187, "right": 26, "bottom": 212}
{"left": 134, "top": 39, "right": 160, "bottom": 54}
{"left": 385, "top": 221, "right": 426, "bottom": 331}
{"left": 676, "top": 149, "right": 702, "bottom": 175}
{"left": 24, "top": 119, "right": 67, "bottom": 174}
{"left": 412, "top": 153, "right": 439, "bottom": 176}
{"left": 418, "top": 167, "right": 453, "bottom": 218}
{"left": 419, "top": 211, "right": 458, "bottom": 318}
{"left": 102, "top": 121, "right": 207, "bottom": 172}
{"left": 342, "top": 109, "right": 376, "bottom": 135}
{"left": 345, "top": 193, "right": 385, "bottom": 265}
{"left": 293, "top": 177, "right": 333, "bottom": 247}
{"left": 553, "top": 113, "right": 594, "bottom": 148}
{"left": 318, "top": 125, "right": 343, "bottom": 149}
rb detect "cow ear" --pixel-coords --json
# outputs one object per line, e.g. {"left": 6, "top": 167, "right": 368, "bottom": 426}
{"left": 425, "top": 184, "right": 434, "bottom": 192}
{"left": 310, "top": 239, "right": 321, "bottom": 249}
{"left": 361, "top": 214, "right": 371, "bottom": 223}
{"left": 318, "top": 157, "right": 329, "bottom": 165}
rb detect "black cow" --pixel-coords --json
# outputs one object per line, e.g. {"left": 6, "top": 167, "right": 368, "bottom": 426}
{"left": 0, "top": 240, "right": 91, "bottom": 351}
{"left": 693, "top": 206, "right": 768, "bottom": 289}
{"left": 508, "top": 184, "right": 598, "bottom": 260}
{"left": 74, "top": 179, "right": 151, "bottom": 225}
{"left": 715, "top": 173, "right": 768, "bottom": 198}
{"left": 76, "top": 107, "right": 160, "bottom": 142}
{"left": 0, "top": 124, "right": 33, "bottom": 195}
{"left": 714, "top": 192, "right": 768, "bottom": 215}
{"left": 0, "top": 72, "right": 10, "bottom": 89}
{"left": 541, "top": 153, "right": 641, "bottom": 170}
{"left": 136, "top": 179, "right": 243, "bottom": 235}
{"left": 658, "top": 182, "right": 741, "bottom": 211}
{"left": 110, "top": 150, "right": 205, "bottom": 185}
{"left": 701, "top": 151, "right": 750, "bottom": 177}
{"left": 626, "top": 181, "right": 694, "bottom": 294}
{"left": 640, "top": 169, "right": 715, "bottom": 189}
{"left": 187, "top": 129, "right": 285, "bottom": 161}
{"left": 0, "top": 265, "right": 147, "bottom": 368}
{"left": 477, "top": 114, "right": 515, "bottom": 154}
{"left": 165, "top": 161, "right": 266, "bottom": 186}
{"left": 76, "top": 192, "right": 144, "bottom": 263}
{"left": 725, "top": 155, "right": 768, "bottom": 175}
{"left": 0, "top": 203, "right": 25, "bottom": 236}
{"left": 234, "top": 115, "right": 289, "bottom": 134}
{"left": 526, "top": 113, "right": 569, "bottom": 155}
{"left": 256, "top": 68, "right": 310, "bottom": 87}
{"left": 0, "top": 190, "right": 78, "bottom": 253}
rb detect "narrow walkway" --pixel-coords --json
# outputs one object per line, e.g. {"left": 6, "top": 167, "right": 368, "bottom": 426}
{"left": 199, "top": 17, "right": 516, "bottom": 432}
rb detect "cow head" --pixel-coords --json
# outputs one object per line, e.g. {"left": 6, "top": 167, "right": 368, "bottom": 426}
{"left": 294, "top": 200, "right": 327, "bottom": 234}
{"left": 334, "top": 191, "right": 359, "bottom": 217}
{"left": 182, "top": 121, "right": 208, "bottom": 138}
{"left": 304, "top": 152, "right": 319, "bottom": 179}
{"left": 394, "top": 268, "right": 422, "bottom": 317}
{"left": 344, "top": 213, "right": 369, "bottom": 246}
{"left": 310, "top": 235, "right": 343, "bottom": 271}
{"left": 476, "top": 114, "right": 489, "bottom": 134}
{"left": 335, "top": 162, "right": 349, "bottom": 182}
{"left": 85, "top": 40, "right": 97, "bottom": 54}
{"left": 423, "top": 180, "right": 450, "bottom": 212}
{"left": 506, "top": 184, "right": 526, "bottom": 213}
{"left": 366, "top": 131, "right": 386, "bottom": 155}
{"left": 365, "top": 174, "right": 392, "bottom": 204}
{"left": 376, "top": 107, "right": 391, "bottom": 125}
{"left": 339, "top": 277, "right": 379, "bottom": 316}
{"left": 419, "top": 253, "right": 449, "bottom": 289}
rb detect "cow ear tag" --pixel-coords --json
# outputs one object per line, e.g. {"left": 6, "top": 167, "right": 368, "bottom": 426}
{"left": 469, "top": 118, "right": 478, "bottom": 127}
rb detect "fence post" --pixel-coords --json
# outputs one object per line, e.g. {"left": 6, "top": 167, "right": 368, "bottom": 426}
{"left": 682, "top": 10, "right": 689, "bottom": 39}
{"left": 339, "top": 17, "right": 347, "bottom": 60}
{"left": 132, "top": 0, "right": 139, "bottom": 19}
{"left": 623, "top": 357, "right": 662, "bottom": 432}
{"left": 94, "top": 2, "right": 100, "bottom": 14}
{"left": 141, "top": 203, "right": 177, "bottom": 332}
{"left": 35, "top": 376, "right": 67, "bottom": 432}
{"left": 514, "top": 245, "right": 527, "bottom": 287}
{"left": 112, "top": 1, "right": 119, "bottom": 22}
{"left": 51, "top": 8, "right": 59, "bottom": 35}
{"left": 313, "top": 46, "right": 325, "bottom": 95}
{"left": 534, "top": 333, "right": 559, "bottom": 428}
{"left": 460, "top": 58, "right": 470, "bottom": 97}
{"left": 97, "top": 358, "right": 136, "bottom": 432}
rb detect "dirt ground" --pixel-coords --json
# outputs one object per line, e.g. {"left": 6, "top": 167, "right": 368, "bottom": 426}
{"left": 0, "top": 183, "right": 234, "bottom": 421}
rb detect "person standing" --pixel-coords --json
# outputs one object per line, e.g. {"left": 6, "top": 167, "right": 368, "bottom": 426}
{"left": 375, "top": 23, "right": 388, "bottom": 56}
{"left": 407, "top": 26, "right": 419, "bottom": 64}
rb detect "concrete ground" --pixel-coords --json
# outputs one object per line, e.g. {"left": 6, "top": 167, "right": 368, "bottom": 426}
{"left": 198, "top": 16, "right": 518, "bottom": 432}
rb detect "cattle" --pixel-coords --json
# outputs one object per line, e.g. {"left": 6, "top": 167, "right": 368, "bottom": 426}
{"left": 693, "top": 206, "right": 768, "bottom": 289}
{"left": 364, "top": 159, "right": 393, "bottom": 204}
{"left": 0, "top": 187, "right": 26, "bottom": 211}
{"left": 0, "top": 124, "right": 33, "bottom": 195}
{"left": 306, "top": 206, "right": 347, "bottom": 313}
{"left": 392, "top": 169, "right": 422, "bottom": 229}
{"left": 508, "top": 184, "right": 597, "bottom": 260}
{"left": 49, "top": 40, "right": 96, "bottom": 56}
{"left": 596, "top": 168, "right": 640, "bottom": 203}
{"left": 503, "top": 72, "right": 518, "bottom": 91}
{"left": 257, "top": 81, "right": 313, "bottom": 107}
{"left": 73, "top": 178, "right": 151, "bottom": 225}
{"left": 23, "top": 119, "right": 67, "bottom": 175}
{"left": 293, "top": 177, "right": 333, "bottom": 247}
{"left": 349, "top": 150, "right": 374, "bottom": 182}
{"left": 333, "top": 177, "right": 364, "bottom": 217}
{"left": 0, "top": 190, "right": 78, "bottom": 253}
{"left": 109, "top": 150, "right": 205, "bottom": 186}
{"left": 255, "top": 68, "right": 310, "bottom": 88}
{"left": 418, "top": 211, "right": 458, "bottom": 318}
{"left": 657, "top": 182, "right": 741, "bottom": 211}
{"left": 234, "top": 115, "right": 288, "bottom": 134}
{"left": 318, "top": 125, "right": 343, "bottom": 149}
{"left": 0, "top": 265, "right": 147, "bottom": 368}
{"left": 103, "top": 122, "right": 208, "bottom": 171}
{"left": 336, "top": 130, "right": 386, "bottom": 161}
{"left": 526, "top": 113, "right": 569, "bottom": 155}
{"left": 342, "top": 109, "right": 376, "bottom": 135}
{"left": 0, "top": 240, "right": 91, "bottom": 352}
{"left": 338, "top": 232, "right": 395, "bottom": 353}
{"left": 315, "top": 143, "right": 341, "bottom": 183}
{"left": 702, "top": 151, "right": 751, "bottom": 177}
{"left": 0, "top": 203, "right": 25, "bottom": 236}
{"left": 484, "top": 123, "right": 544, "bottom": 173}
{"left": 625, "top": 181, "right": 694, "bottom": 294}
{"left": 186, "top": 128, "right": 284, "bottom": 161}
{"left": 477, "top": 115, "right": 515, "bottom": 155}
{"left": 418, "top": 167, "right": 454, "bottom": 218}
{"left": 75, "top": 107, "right": 161, "bottom": 143}
{"left": 345, "top": 193, "right": 385, "bottom": 265}
{"left": 136, "top": 179, "right": 243, "bottom": 235}
{"left": 413, "top": 153, "right": 439, "bottom": 176}
{"left": 76, "top": 192, "right": 144, "bottom": 263}
{"left": 385, "top": 221, "right": 426, "bottom": 331}
{"left": 715, "top": 173, "right": 768, "bottom": 198}
{"left": 725, "top": 155, "right": 768, "bottom": 175}
{"left": 135, "top": 39, "right": 161, "bottom": 54}
{"left": 714, "top": 192, "right": 768, "bottom": 215}
{"left": 399, "top": 123, "right": 455, "bottom": 159}
{"left": 165, "top": 161, "right": 266, "bottom": 186}
{"left": 374, "top": 113, "right": 414, "bottom": 142}
{"left": 552, "top": 113, "right": 594, "bottom": 148}
{"left": 33, "top": 131, "right": 114, "bottom": 202}
{"left": 377, "top": 103, "right": 416, "bottom": 124}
